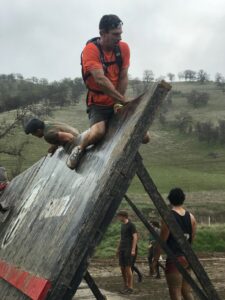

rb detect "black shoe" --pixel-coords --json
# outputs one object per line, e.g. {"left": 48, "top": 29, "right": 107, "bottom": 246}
{"left": 119, "top": 288, "right": 128, "bottom": 294}
{"left": 0, "top": 204, "right": 10, "bottom": 214}
{"left": 138, "top": 274, "right": 143, "bottom": 283}
{"left": 120, "top": 288, "right": 134, "bottom": 295}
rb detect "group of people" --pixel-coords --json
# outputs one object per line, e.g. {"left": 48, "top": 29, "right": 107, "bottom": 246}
{"left": 1, "top": 14, "right": 197, "bottom": 300}
{"left": 116, "top": 188, "right": 196, "bottom": 300}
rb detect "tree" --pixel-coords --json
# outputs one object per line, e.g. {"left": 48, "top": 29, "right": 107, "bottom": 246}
{"left": 197, "top": 69, "right": 209, "bottom": 84}
{"left": 218, "top": 120, "right": 225, "bottom": 144}
{"left": 178, "top": 72, "right": 185, "bottom": 81}
{"left": 167, "top": 73, "right": 175, "bottom": 82}
{"left": 143, "top": 70, "right": 154, "bottom": 85}
{"left": 195, "top": 121, "right": 218, "bottom": 144}
{"left": 0, "top": 104, "right": 52, "bottom": 178}
{"left": 183, "top": 70, "right": 196, "bottom": 81}
{"left": 129, "top": 77, "right": 144, "bottom": 97}
{"left": 186, "top": 90, "right": 209, "bottom": 108}
{"left": 215, "top": 73, "right": 225, "bottom": 87}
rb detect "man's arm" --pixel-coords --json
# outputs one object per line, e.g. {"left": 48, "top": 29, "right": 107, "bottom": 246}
{"left": 117, "top": 68, "right": 129, "bottom": 96}
{"left": 89, "top": 69, "right": 126, "bottom": 104}
{"left": 131, "top": 233, "right": 138, "bottom": 256}
{"left": 153, "top": 221, "right": 169, "bottom": 262}
{"left": 47, "top": 132, "right": 76, "bottom": 156}
{"left": 190, "top": 213, "right": 197, "bottom": 241}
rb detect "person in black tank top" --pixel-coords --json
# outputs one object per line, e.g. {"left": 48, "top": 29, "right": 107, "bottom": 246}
{"left": 151, "top": 188, "right": 197, "bottom": 300}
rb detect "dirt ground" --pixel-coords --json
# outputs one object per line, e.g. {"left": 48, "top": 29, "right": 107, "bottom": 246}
{"left": 88, "top": 255, "right": 225, "bottom": 299}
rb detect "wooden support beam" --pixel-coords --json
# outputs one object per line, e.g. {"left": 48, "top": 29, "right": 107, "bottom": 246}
{"left": 84, "top": 271, "right": 106, "bottom": 300}
{"left": 135, "top": 153, "right": 221, "bottom": 300}
{"left": 124, "top": 194, "right": 207, "bottom": 300}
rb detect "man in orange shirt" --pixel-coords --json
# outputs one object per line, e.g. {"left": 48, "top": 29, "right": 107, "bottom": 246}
{"left": 67, "top": 14, "right": 149, "bottom": 169}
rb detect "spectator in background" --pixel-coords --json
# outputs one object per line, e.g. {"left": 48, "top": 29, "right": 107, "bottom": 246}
{"left": 116, "top": 210, "right": 138, "bottom": 295}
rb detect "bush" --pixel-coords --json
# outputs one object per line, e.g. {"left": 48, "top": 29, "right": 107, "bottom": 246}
{"left": 186, "top": 90, "right": 209, "bottom": 108}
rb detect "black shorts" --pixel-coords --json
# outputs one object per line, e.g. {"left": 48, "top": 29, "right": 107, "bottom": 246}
{"left": 87, "top": 105, "right": 114, "bottom": 127}
{"left": 119, "top": 250, "right": 134, "bottom": 267}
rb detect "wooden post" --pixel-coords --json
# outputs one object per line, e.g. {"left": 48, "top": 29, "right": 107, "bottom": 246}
{"left": 135, "top": 153, "right": 221, "bottom": 300}
{"left": 84, "top": 271, "right": 106, "bottom": 300}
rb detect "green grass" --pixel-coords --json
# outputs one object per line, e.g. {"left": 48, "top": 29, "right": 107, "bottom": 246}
{"left": 193, "top": 224, "right": 225, "bottom": 252}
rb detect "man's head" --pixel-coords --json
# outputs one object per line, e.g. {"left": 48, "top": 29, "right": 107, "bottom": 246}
{"left": 117, "top": 210, "right": 128, "bottom": 223}
{"left": 99, "top": 14, "right": 123, "bottom": 49}
{"left": 24, "top": 118, "right": 45, "bottom": 138}
{"left": 167, "top": 188, "right": 185, "bottom": 206}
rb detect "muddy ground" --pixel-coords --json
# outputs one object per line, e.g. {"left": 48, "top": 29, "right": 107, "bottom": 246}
{"left": 88, "top": 255, "right": 225, "bottom": 299}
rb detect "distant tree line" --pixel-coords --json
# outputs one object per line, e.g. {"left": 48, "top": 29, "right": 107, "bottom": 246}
{"left": 140, "top": 69, "right": 225, "bottom": 89}
{"left": 0, "top": 73, "right": 86, "bottom": 112}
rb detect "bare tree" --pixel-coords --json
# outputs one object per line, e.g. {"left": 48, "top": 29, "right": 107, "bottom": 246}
{"left": 0, "top": 103, "right": 52, "bottom": 177}
{"left": 197, "top": 69, "right": 209, "bottom": 84}
{"left": 178, "top": 72, "right": 185, "bottom": 81}
{"left": 143, "top": 70, "right": 154, "bottom": 86}
{"left": 215, "top": 73, "right": 225, "bottom": 87}
{"left": 183, "top": 70, "right": 196, "bottom": 81}
{"left": 167, "top": 73, "right": 175, "bottom": 82}
{"left": 0, "top": 108, "right": 29, "bottom": 139}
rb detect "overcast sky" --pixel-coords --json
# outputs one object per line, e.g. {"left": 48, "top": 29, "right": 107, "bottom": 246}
{"left": 1, "top": 0, "right": 225, "bottom": 81}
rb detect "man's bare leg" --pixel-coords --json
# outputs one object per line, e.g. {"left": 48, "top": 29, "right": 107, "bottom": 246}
{"left": 125, "top": 266, "right": 133, "bottom": 289}
{"left": 120, "top": 266, "right": 128, "bottom": 288}
{"left": 80, "top": 121, "right": 106, "bottom": 151}
{"left": 67, "top": 121, "right": 107, "bottom": 169}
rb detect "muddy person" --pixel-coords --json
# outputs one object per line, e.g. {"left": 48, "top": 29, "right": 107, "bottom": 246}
{"left": 0, "top": 167, "right": 10, "bottom": 214}
{"left": 152, "top": 188, "right": 197, "bottom": 300}
{"left": 24, "top": 118, "right": 88, "bottom": 156}
{"left": 116, "top": 210, "right": 138, "bottom": 295}
{"left": 67, "top": 14, "right": 150, "bottom": 170}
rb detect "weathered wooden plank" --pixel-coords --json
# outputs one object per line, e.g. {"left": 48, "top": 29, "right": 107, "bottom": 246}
{"left": 0, "top": 81, "right": 170, "bottom": 300}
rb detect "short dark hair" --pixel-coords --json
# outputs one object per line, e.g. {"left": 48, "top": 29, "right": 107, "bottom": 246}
{"left": 117, "top": 210, "right": 128, "bottom": 218}
{"left": 168, "top": 188, "right": 185, "bottom": 206}
{"left": 24, "top": 118, "right": 44, "bottom": 134}
{"left": 99, "top": 14, "right": 123, "bottom": 32}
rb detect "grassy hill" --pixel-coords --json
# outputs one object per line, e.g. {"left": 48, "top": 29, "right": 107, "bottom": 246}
{"left": 1, "top": 81, "right": 225, "bottom": 255}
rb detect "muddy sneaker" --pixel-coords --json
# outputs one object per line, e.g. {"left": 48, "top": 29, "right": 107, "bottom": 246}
{"left": 66, "top": 146, "right": 84, "bottom": 170}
